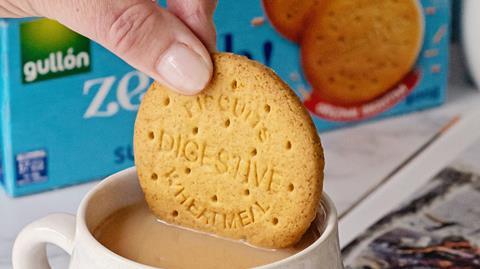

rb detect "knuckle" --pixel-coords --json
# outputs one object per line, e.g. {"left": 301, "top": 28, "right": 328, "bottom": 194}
{"left": 183, "top": 0, "right": 216, "bottom": 23}
{"left": 176, "top": 0, "right": 204, "bottom": 20}
{"left": 188, "top": 5, "right": 204, "bottom": 21}
{"left": 103, "top": 3, "right": 156, "bottom": 54}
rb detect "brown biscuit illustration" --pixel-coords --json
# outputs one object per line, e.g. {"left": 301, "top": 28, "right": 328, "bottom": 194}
{"left": 134, "top": 53, "right": 324, "bottom": 248}
{"left": 301, "top": 0, "right": 423, "bottom": 106}
{"left": 263, "top": 0, "right": 319, "bottom": 42}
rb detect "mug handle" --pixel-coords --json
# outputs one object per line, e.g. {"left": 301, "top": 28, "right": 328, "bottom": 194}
{"left": 12, "top": 213, "right": 76, "bottom": 269}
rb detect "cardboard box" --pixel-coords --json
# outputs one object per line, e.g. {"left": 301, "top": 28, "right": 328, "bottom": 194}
{"left": 0, "top": 0, "right": 450, "bottom": 196}
{"left": 215, "top": 0, "right": 450, "bottom": 128}
{"left": 0, "top": 19, "right": 149, "bottom": 196}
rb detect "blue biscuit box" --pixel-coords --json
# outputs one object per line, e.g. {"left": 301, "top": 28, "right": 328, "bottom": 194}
{"left": 1, "top": 0, "right": 450, "bottom": 196}
{"left": 1, "top": 19, "right": 148, "bottom": 196}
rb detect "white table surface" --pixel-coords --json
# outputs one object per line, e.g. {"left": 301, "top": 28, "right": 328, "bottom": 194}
{"left": 2, "top": 51, "right": 480, "bottom": 269}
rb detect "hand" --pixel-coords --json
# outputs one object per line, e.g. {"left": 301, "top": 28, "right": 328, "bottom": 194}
{"left": 1, "top": 0, "right": 216, "bottom": 95}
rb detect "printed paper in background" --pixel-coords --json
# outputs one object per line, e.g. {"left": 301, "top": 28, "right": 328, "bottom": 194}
{"left": 342, "top": 168, "right": 480, "bottom": 268}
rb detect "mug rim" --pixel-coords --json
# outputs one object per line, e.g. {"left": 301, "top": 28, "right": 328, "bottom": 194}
{"left": 78, "top": 167, "right": 156, "bottom": 268}
{"left": 77, "top": 167, "right": 338, "bottom": 269}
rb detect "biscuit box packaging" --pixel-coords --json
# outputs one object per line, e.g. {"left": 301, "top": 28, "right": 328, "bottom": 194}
{"left": 0, "top": 1, "right": 450, "bottom": 197}
{"left": 217, "top": 0, "right": 450, "bottom": 124}
{"left": 0, "top": 18, "right": 153, "bottom": 197}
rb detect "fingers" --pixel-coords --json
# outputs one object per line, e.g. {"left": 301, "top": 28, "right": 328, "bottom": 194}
{"left": 167, "top": 0, "right": 217, "bottom": 51}
{"left": 0, "top": 0, "right": 35, "bottom": 17}
{"left": 29, "top": 0, "right": 213, "bottom": 95}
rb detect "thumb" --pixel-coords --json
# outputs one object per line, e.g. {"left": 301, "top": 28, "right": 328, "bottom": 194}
{"left": 31, "top": 0, "right": 213, "bottom": 95}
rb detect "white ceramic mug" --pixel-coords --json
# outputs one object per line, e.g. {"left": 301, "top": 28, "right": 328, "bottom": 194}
{"left": 12, "top": 167, "right": 343, "bottom": 269}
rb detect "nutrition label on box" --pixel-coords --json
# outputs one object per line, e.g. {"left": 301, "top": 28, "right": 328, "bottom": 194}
{"left": 15, "top": 150, "right": 48, "bottom": 186}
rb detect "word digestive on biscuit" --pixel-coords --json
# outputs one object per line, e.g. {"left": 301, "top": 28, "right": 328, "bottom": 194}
{"left": 157, "top": 129, "right": 278, "bottom": 192}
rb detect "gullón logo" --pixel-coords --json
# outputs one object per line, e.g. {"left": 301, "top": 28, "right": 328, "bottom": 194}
{"left": 20, "top": 19, "right": 91, "bottom": 83}
{"left": 23, "top": 47, "right": 90, "bottom": 83}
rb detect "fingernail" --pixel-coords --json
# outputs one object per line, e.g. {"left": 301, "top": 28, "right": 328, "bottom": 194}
{"left": 156, "top": 43, "right": 212, "bottom": 94}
